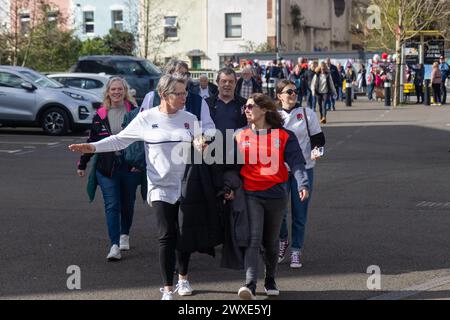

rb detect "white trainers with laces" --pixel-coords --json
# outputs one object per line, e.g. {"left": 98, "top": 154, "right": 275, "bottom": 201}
{"left": 120, "top": 235, "right": 130, "bottom": 251}
{"left": 175, "top": 279, "right": 193, "bottom": 296}
{"left": 106, "top": 245, "right": 121, "bottom": 261}
{"left": 290, "top": 250, "right": 302, "bottom": 268}
{"left": 160, "top": 288, "right": 174, "bottom": 300}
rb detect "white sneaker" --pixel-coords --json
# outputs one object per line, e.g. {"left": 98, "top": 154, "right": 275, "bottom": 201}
{"left": 160, "top": 288, "right": 174, "bottom": 300}
{"left": 175, "top": 279, "right": 193, "bottom": 296}
{"left": 290, "top": 250, "right": 302, "bottom": 268}
{"left": 120, "top": 235, "right": 130, "bottom": 251}
{"left": 106, "top": 245, "right": 121, "bottom": 261}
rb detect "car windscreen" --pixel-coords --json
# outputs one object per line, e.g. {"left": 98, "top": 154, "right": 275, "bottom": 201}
{"left": 114, "top": 61, "right": 149, "bottom": 76}
{"left": 19, "top": 71, "right": 63, "bottom": 88}
{"left": 140, "top": 60, "right": 161, "bottom": 75}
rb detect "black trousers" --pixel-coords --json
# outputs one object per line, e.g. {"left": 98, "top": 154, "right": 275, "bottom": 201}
{"left": 432, "top": 84, "right": 441, "bottom": 104}
{"left": 415, "top": 84, "right": 423, "bottom": 103}
{"left": 152, "top": 201, "right": 191, "bottom": 287}
{"left": 440, "top": 82, "right": 447, "bottom": 104}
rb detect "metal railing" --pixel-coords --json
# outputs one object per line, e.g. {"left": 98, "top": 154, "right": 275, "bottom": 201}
{"left": 189, "top": 71, "right": 217, "bottom": 82}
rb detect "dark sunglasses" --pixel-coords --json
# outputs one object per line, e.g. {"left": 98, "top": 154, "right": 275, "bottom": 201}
{"left": 282, "top": 89, "right": 298, "bottom": 96}
{"left": 244, "top": 104, "right": 258, "bottom": 111}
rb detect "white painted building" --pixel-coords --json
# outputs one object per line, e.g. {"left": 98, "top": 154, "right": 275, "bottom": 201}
{"left": 207, "top": 0, "right": 268, "bottom": 70}
{"left": 0, "top": 0, "right": 11, "bottom": 32}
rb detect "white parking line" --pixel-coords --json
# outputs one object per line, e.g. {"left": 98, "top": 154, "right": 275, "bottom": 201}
{"left": 0, "top": 149, "right": 22, "bottom": 154}
{"left": 369, "top": 275, "right": 450, "bottom": 300}
{"left": 0, "top": 141, "right": 59, "bottom": 145}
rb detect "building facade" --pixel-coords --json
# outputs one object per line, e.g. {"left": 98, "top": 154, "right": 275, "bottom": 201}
{"left": 272, "top": 0, "right": 353, "bottom": 53}
{"left": 206, "top": 0, "right": 268, "bottom": 70}
{"left": 72, "top": 0, "right": 138, "bottom": 41}
{"left": 139, "top": 0, "right": 208, "bottom": 68}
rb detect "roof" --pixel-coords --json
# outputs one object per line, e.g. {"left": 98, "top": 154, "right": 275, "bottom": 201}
{"left": 78, "top": 55, "right": 144, "bottom": 62}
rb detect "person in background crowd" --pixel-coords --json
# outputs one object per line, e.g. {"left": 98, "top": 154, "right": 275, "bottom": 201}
{"left": 367, "top": 66, "right": 376, "bottom": 101}
{"left": 191, "top": 74, "right": 218, "bottom": 99}
{"left": 306, "top": 61, "right": 318, "bottom": 111}
{"left": 229, "top": 93, "right": 309, "bottom": 300}
{"left": 411, "top": 63, "right": 424, "bottom": 104}
{"left": 275, "top": 80, "right": 325, "bottom": 269}
{"left": 311, "top": 62, "right": 337, "bottom": 124}
{"left": 326, "top": 58, "right": 341, "bottom": 111}
{"left": 337, "top": 63, "right": 346, "bottom": 101}
{"left": 344, "top": 63, "right": 357, "bottom": 103}
{"left": 439, "top": 56, "right": 449, "bottom": 104}
{"left": 76, "top": 77, "right": 141, "bottom": 262}
{"left": 140, "top": 59, "right": 215, "bottom": 133}
{"left": 431, "top": 62, "right": 442, "bottom": 106}
{"left": 358, "top": 64, "right": 367, "bottom": 95}
{"left": 236, "top": 66, "right": 262, "bottom": 100}
{"left": 288, "top": 64, "right": 307, "bottom": 107}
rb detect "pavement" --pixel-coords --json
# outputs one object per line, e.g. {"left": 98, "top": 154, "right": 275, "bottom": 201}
{"left": 0, "top": 97, "right": 449, "bottom": 300}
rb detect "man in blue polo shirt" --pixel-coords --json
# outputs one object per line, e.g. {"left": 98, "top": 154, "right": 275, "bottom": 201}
{"left": 206, "top": 68, "right": 247, "bottom": 138}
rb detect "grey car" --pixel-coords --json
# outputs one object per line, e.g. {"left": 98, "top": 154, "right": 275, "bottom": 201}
{"left": 0, "top": 66, "right": 101, "bottom": 135}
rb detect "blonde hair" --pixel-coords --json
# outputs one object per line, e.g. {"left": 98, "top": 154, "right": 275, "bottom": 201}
{"left": 103, "top": 77, "right": 132, "bottom": 110}
{"left": 432, "top": 62, "right": 439, "bottom": 68}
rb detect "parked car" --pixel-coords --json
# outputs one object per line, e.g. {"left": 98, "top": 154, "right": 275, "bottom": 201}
{"left": 48, "top": 73, "right": 112, "bottom": 100}
{"left": 70, "top": 56, "right": 162, "bottom": 105}
{"left": 0, "top": 66, "right": 101, "bottom": 135}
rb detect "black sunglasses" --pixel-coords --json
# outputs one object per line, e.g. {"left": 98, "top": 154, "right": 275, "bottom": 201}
{"left": 282, "top": 89, "right": 299, "bottom": 96}
{"left": 244, "top": 104, "right": 258, "bottom": 111}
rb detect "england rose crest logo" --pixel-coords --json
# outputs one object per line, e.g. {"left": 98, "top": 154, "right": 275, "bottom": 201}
{"left": 297, "top": 114, "right": 304, "bottom": 121}
{"left": 184, "top": 123, "right": 190, "bottom": 129}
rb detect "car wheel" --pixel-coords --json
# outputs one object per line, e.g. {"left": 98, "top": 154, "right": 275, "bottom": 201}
{"left": 41, "top": 108, "right": 70, "bottom": 136}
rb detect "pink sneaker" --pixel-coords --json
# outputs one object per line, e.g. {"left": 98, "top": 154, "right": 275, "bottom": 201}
{"left": 290, "top": 250, "right": 303, "bottom": 268}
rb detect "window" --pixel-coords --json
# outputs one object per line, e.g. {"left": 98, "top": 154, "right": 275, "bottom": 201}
{"left": 83, "top": 11, "right": 94, "bottom": 34}
{"left": 47, "top": 11, "right": 58, "bottom": 22}
{"left": 0, "top": 72, "right": 23, "bottom": 88}
{"left": 63, "top": 78, "right": 104, "bottom": 90}
{"left": 114, "top": 61, "right": 148, "bottom": 76}
{"left": 225, "top": 13, "right": 241, "bottom": 38}
{"left": 20, "top": 13, "right": 30, "bottom": 34}
{"left": 164, "top": 16, "right": 177, "bottom": 39}
{"left": 111, "top": 10, "right": 123, "bottom": 31}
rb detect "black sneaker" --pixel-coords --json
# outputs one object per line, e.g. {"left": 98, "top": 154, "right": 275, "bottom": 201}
{"left": 238, "top": 282, "right": 256, "bottom": 300}
{"left": 264, "top": 277, "right": 280, "bottom": 296}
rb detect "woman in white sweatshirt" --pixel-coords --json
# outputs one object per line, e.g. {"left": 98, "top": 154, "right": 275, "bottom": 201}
{"left": 69, "top": 74, "right": 200, "bottom": 300}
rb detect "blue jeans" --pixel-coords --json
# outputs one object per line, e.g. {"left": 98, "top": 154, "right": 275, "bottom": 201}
{"left": 307, "top": 90, "right": 317, "bottom": 111}
{"left": 96, "top": 161, "right": 141, "bottom": 246}
{"left": 279, "top": 169, "right": 314, "bottom": 251}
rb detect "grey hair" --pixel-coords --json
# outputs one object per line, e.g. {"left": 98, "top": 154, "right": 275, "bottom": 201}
{"left": 199, "top": 74, "right": 209, "bottom": 80}
{"left": 157, "top": 74, "right": 187, "bottom": 97}
{"left": 164, "top": 59, "right": 189, "bottom": 75}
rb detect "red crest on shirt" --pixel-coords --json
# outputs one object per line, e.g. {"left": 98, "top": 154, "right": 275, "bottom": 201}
{"left": 184, "top": 123, "right": 190, "bottom": 129}
{"left": 297, "top": 113, "right": 304, "bottom": 121}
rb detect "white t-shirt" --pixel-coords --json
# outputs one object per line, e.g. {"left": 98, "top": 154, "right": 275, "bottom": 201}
{"left": 199, "top": 87, "right": 210, "bottom": 99}
{"left": 279, "top": 106, "right": 322, "bottom": 170}
{"left": 92, "top": 107, "right": 198, "bottom": 205}
{"left": 140, "top": 91, "right": 216, "bottom": 134}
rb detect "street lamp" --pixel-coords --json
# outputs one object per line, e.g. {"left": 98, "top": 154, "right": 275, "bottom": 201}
{"left": 276, "top": 0, "right": 281, "bottom": 61}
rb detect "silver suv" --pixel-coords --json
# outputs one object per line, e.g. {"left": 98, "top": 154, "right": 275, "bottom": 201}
{"left": 0, "top": 66, "right": 101, "bottom": 135}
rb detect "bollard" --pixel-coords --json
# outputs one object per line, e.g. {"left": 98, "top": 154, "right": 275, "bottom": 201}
{"left": 424, "top": 80, "right": 431, "bottom": 106}
{"left": 384, "top": 81, "right": 391, "bottom": 107}
{"left": 345, "top": 82, "right": 352, "bottom": 107}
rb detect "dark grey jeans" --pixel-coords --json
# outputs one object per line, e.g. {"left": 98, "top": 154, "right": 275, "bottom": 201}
{"left": 244, "top": 195, "right": 287, "bottom": 285}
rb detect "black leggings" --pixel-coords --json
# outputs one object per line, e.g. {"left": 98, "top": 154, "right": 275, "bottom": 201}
{"left": 152, "top": 201, "right": 191, "bottom": 287}
{"left": 432, "top": 84, "right": 441, "bottom": 103}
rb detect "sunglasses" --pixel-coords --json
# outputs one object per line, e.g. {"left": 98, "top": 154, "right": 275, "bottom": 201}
{"left": 244, "top": 104, "right": 259, "bottom": 111}
{"left": 282, "top": 89, "right": 299, "bottom": 96}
